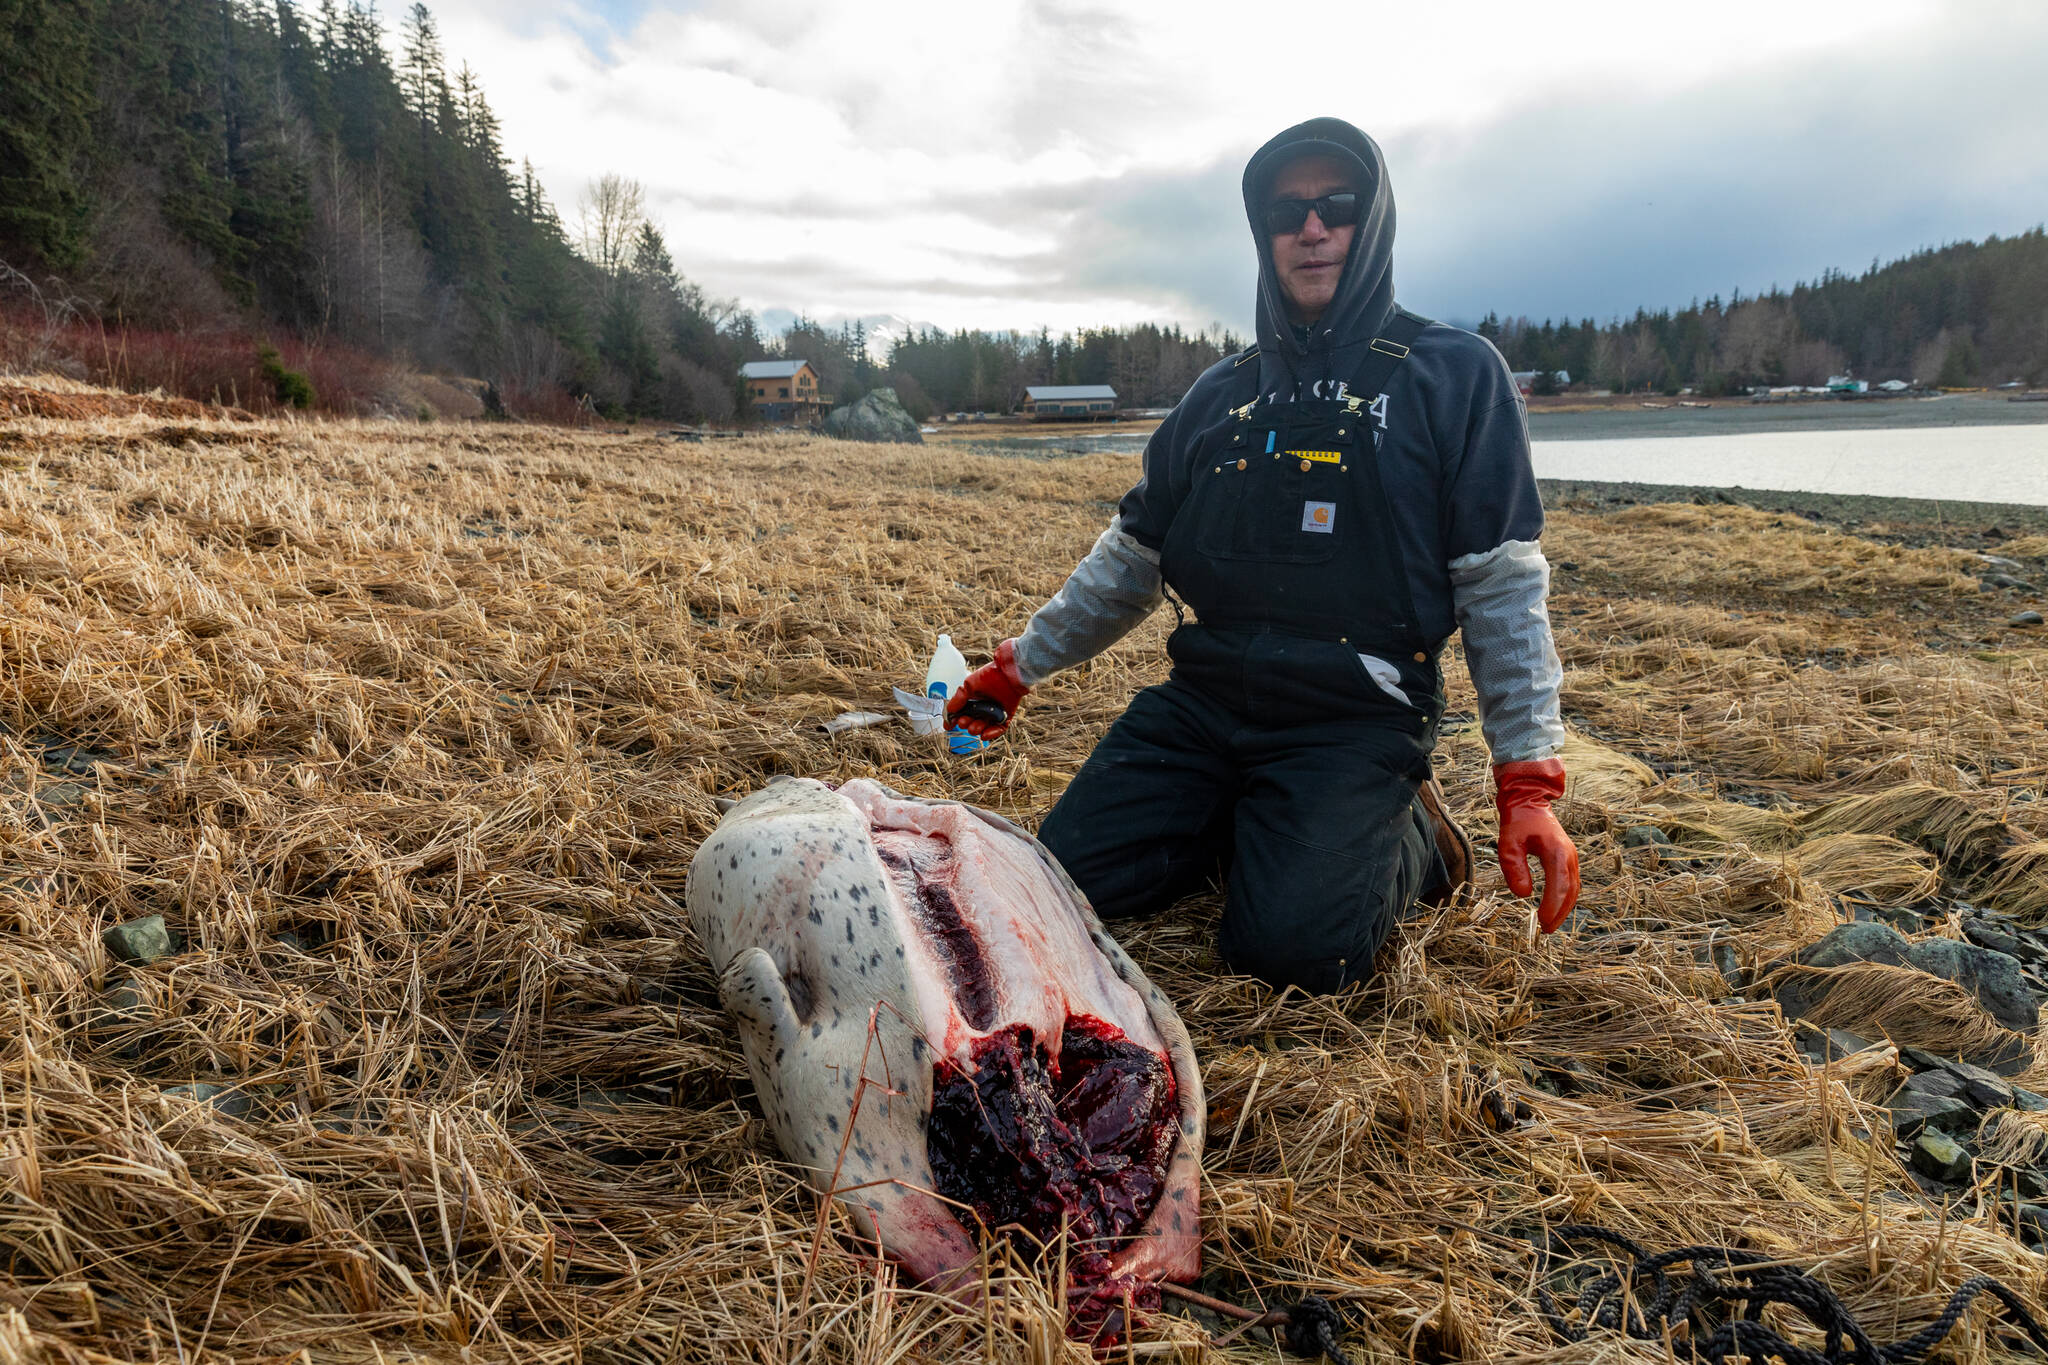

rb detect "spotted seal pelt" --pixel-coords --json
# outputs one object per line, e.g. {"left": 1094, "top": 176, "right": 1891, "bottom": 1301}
{"left": 685, "top": 777, "right": 1203, "bottom": 1329}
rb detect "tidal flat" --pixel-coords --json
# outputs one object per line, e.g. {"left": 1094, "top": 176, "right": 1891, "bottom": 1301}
{"left": 1, "top": 389, "right": 2045, "bottom": 1361}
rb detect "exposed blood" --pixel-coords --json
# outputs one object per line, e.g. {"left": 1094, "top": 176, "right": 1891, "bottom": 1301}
{"left": 873, "top": 835, "right": 998, "bottom": 1030}
{"left": 927, "top": 1016, "right": 1178, "bottom": 1343}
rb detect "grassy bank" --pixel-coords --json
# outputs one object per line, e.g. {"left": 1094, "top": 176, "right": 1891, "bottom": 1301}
{"left": 1, "top": 387, "right": 2046, "bottom": 1361}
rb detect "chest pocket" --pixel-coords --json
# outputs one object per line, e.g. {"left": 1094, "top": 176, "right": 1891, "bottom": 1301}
{"left": 1190, "top": 407, "right": 1361, "bottom": 564}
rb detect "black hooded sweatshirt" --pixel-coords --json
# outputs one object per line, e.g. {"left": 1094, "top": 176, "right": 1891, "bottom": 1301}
{"left": 1011, "top": 117, "right": 1565, "bottom": 761}
{"left": 1114, "top": 117, "right": 1548, "bottom": 698}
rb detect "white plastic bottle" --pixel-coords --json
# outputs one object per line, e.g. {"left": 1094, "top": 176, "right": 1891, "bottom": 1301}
{"left": 925, "top": 634, "right": 968, "bottom": 702}
{"left": 924, "top": 635, "right": 986, "bottom": 754}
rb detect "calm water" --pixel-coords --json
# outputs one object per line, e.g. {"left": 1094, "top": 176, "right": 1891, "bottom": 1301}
{"left": 1530, "top": 423, "right": 2048, "bottom": 506}
{"left": 976, "top": 398, "right": 2048, "bottom": 506}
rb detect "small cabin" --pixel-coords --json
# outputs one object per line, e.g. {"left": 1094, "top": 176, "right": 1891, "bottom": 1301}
{"left": 741, "top": 360, "right": 830, "bottom": 424}
{"left": 1022, "top": 384, "right": 1118, "bottom": 420}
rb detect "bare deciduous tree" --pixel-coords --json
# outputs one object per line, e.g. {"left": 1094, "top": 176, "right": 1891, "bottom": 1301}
{"left": 1782, "top": 338, "right": 1847, "bottom": 388}
{"left": 577, "top": 173, "right": 646, "bottom": 277}
{"left": 307, "top": 147, "right": 428, "bottom": 350}
{"left": 498, "top": 320, "right": 574, "bottom": 397}
{"left": 1716, "top": 298, "right": 1796, "bottom": 383}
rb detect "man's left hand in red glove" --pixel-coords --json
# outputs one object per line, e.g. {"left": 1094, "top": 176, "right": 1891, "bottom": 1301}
{"left": 945, "top": 638, "right": 1031, "bottom": 740}
{"left": 1494, "top": 757, "right": 1580, "bottom": 931}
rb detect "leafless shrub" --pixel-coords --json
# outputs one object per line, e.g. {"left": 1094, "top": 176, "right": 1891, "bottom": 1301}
{"left": 658, "top": 355, "right": 734, "bottom": 423}
{"left": 0, "top": 259, "right": 91, "bottom": 375}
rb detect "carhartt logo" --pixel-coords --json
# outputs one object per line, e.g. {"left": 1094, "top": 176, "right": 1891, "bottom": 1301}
{"left": 1302, "top": 501, "right": 1335, "bottom": 533}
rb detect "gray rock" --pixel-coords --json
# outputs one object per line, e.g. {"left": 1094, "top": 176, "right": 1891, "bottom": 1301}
{"left": 2012, "top": 1167, "right": 2048, "bottom": 1201}
{"left": 1900, "top": 1046, "right": 1953, "bottom": 1072}
{"left": 1976, "top": 1036, "right": 2034, "bottom": 1077}
{"left": 1906, "top": 936, "right": 2042, "bottom": 1035}
{"left": 1867, "top": 905, "right": 1927, "bottom": 933}
{"left": 102, "top": 915, "right": 174, "bottom": 965}
{"left": 1772, "top": 924, "right": 1917, "bottom": 1020}
{"left": 2009, "top": 610, "right": 2044, "bottom": 627}
{"left": 1903, "top": 1068, "right": 1968, "bottom": 1100}
{"left": 1795, "top": 1023, "right": 1875, "bottom": 1063}
{"left": 2012, "top": 1087, "right": 2048, "bottom": 1112}
{"left": 1963, "top": 918, "right": 2046, "bottom": 964}
{"left": 90, "top": 979, "right": 149, "bottom": 1057}
{"left": 2014, "top": 1204, "right": 2048, "bottom": 1248}
{"left": 1827, "top": 1028, "right": 1875, "bottom": 1057}
{"left": 270, "top": 930, "right": 306, "bottom": 953}
{"left": 313, "top": 1102, "right": 384, "bottom": 1133}
{"left": 92, "top": 979, "right": 149, "bottom": 1028}
{"left": 1620, "top": 825, "right": 1673, "bottom": 848}
{"left": 1554, "top": 905, "right": 1596, "bottom": 934}
{"left": 1942, "top": 1059, "right": 2015, "bottom": 1109}
{"left": 1712, "top": 942, "right": 1743, "bottom": 990}
{"left": 1886, "top": 1088, "right": 1976, "bottom": 1139}
{"left": 1796, "top": 922, "right": 1914, "bottom": 970}
{"left": 162, "top": 1083, "right": 251, "bottom": 1118}
{"left": 38, "top": 743, "right": 113, "bottom": 775}
{"left": 37, "top": 781, "right": 90, "bottom": 808}
{"left": 820, "top": 388, "right": 922, "bottom": 444}
{"left": 1910, "top": 1130, "right": 1973, "bottom": 1182}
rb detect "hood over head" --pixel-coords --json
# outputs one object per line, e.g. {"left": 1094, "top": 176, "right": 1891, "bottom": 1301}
{"left": 1241, "top": 117, "right": 1398, "bottom": 397}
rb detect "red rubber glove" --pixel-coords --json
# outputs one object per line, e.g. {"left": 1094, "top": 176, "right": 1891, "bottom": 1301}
{"left": 1494, "top": 758, "right": 1581, "bottom": 932}
{"left": 945, "top": 638, "right": 1031, "bottom": 740}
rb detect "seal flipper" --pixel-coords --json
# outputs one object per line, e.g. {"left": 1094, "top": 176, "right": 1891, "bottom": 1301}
{"left": 721, "top": 947, "right": 802, "bottom": 1060}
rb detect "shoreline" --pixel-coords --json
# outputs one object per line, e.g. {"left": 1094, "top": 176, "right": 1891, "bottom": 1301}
{"left": 1538, "top": 477, "right": 2048, "bottom": 547}
{"left": 1526, "top": 391, "right": 2048, "bottom": 440}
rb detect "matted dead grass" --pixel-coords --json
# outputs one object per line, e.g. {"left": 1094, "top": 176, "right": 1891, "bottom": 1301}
{"left": 2, "top": 392, "right": 2046, "bottom": 1363}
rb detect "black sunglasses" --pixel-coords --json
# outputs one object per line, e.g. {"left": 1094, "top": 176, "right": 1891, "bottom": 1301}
{"left": 1263, "top": 192, "right": 1361, "bottom": 236}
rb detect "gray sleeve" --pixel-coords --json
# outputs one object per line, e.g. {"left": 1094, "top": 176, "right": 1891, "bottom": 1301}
{"left": 1449, "top": 538, "right": 1566, "bottom": 763}
{"left": 1010, "top": 516, "right": 1164, "bottom": 685}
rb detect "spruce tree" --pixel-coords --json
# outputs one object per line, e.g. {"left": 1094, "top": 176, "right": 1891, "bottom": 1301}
{"left": 0, "top": 0, "right": 100, "bottom": 265}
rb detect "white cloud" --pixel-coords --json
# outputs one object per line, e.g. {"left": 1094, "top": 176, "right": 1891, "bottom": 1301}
{"left": 422, "top": 0, "right": 2037, "bottom": 336}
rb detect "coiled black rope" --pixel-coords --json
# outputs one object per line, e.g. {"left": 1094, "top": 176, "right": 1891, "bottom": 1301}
{"left": 1281, "top": 1295, "right": 1354, "bottom": 1364}
{"left": 1537, "top": 1223, "right": 2048, "bottom": 1364}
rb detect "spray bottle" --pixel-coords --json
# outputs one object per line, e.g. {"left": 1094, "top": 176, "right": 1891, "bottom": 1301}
{"left": 924, "top": 634, "right": 988, "bottom": 755}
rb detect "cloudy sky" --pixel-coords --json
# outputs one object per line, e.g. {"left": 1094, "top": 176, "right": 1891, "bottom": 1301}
{"left": 427, "top": 0, "right": 2048, "bottom": 342}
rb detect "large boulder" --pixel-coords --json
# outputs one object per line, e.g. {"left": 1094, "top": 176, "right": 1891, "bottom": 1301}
{"left": 1768, "top": 921, "right": 2042, "bottom": 1074}
{"left": 822, "top": 387, "right": 922, "bottom": 444}
{"left": 1795, "top": 922, "right": 1913, "bottom": 970}
{"left": 1906, "top": 936, "right": 2042, "bottom": 1035}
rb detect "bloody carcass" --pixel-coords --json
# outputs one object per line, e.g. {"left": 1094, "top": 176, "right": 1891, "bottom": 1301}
{"left": 684, "top": 777, "right": 1203, "bottom": 1334}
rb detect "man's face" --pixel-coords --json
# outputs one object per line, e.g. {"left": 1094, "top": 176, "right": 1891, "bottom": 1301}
{"left": 1266, "top": 154, "right": 1358, "bottom": 327}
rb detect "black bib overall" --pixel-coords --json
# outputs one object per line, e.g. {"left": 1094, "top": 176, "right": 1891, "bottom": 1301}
{"left": 1038, "top": 311, "right": 1449, "bottom": 994}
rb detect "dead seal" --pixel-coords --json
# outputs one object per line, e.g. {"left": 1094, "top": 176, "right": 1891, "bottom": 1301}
{"left": 685, "top": 777, "right": 1203, "bottom": 1333}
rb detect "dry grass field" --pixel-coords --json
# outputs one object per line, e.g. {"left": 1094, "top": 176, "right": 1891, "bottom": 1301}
{"left": 2, "top": 387, "right": 2046, "bottom": 1363}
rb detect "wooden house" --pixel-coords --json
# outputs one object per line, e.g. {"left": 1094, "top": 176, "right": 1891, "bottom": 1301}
{"left": 741, "top": 360, "right": 829, "bottom": 424}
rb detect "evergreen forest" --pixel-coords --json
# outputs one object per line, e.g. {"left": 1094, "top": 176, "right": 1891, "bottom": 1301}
{"left": 1482, "top": 231, "right": 2048, "bottom": 396}
{"left": 0, "top": 0, "right": 2040, "bottom": 419}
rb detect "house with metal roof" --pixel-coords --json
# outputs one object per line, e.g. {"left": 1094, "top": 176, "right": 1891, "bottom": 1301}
{"left": 1022, "top": 384, "right": 1118, "bottom": 420}
{"left": 740, "top": 359, "right": 829, "bottom": 424}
